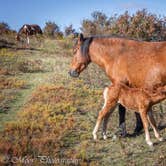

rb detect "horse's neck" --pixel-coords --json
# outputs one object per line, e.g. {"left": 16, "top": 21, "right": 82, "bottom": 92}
{"left": 89, "top": 39, "right": 114, "bottom": 77}
{"left": 18, "top": 28, "right": 25, "bottom": 36}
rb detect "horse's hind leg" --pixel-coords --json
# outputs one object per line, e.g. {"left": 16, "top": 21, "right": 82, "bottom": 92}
{"left": 93, "top": 86, "right": 118, "bottom": 140}
{"left": 134, "top": 112, "right": 143, "bottom": 134}
{"left": 147, "top": 110, "right": 163, "bottom": 141}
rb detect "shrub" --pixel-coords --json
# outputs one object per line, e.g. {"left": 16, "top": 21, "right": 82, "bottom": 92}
{"left": 0, "top": 22, "right": 11, "bottom": 34}
{"left": 64, "top": 24, "right": 76, "bottom": 37}
{"left": 43, "top": 21, "right": 63, "bottom": 39}
{"left": 0, "top": 77, "right": 26, "bottom": 89}
{"left": 81, "top": 9, "right": 166, "bottom": 41}
{"left": 18, "top": 59, "right": 45, "bottom": 73}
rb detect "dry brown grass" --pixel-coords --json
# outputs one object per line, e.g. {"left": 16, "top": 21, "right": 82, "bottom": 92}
{"left": 0, "top": 83, "right": 99, "bottom": 164}
{"left": 18, "top": 59, "right": 45, "bottom": 73}
{"left": 0, "top": 36, "right": 166, "bottom": 165}
{"left": 0, "top": 77, "right": 26, "bottom": 89}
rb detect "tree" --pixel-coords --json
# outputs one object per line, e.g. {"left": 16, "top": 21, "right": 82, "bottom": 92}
{"left": 43, "top": 21, "right": 62, "bottom": 38}
{"left": 81, "top": 11, "right": 109, "bottom": 36}
{"left": 64, "top": 24, "right": 75, "bottom": 36}
{"left": 80, "top": 9, "right": 166, "bottom": 41}
{"left": 0, "top": 22, "right": 10, "bottom": 34}
{"left": 81, "top": 19, "right": 96, "bottom": 36}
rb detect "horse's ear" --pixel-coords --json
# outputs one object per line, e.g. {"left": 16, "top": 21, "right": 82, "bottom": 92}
{"left": 78, "top": 33, "right": 84, "bottom": 43}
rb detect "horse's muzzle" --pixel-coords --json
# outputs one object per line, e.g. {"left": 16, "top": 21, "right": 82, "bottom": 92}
{"left": 68, "top": 70, "right": 79, "bottom": 77}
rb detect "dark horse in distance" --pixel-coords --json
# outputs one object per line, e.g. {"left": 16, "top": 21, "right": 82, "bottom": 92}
{"left": 16, "top": 24, "right": 42, "bottom": 47}
{"left": 69, "top": 34, "right": 166, "bottom": 142}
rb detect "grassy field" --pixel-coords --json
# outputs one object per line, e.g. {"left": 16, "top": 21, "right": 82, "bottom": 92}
{"left": 0, "top": 34, "right": 166, "bottom": 166}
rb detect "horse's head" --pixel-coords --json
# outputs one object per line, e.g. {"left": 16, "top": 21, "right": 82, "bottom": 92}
{"left": 69, "top": 34, "right": 91, "bottom": 77}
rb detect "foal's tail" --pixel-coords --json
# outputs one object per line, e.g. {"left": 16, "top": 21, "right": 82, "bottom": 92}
{"left": 150, "top": 85, "right": 166, "bottom": 104}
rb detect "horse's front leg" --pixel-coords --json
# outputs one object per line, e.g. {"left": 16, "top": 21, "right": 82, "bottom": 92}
{"left": 93, "top": 86, "right": 118, "bottom": 140}
{"left": 25, "top": 34, "right": 30, "bottom": 48}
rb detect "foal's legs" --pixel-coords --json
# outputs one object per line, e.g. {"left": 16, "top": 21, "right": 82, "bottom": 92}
{"left": 102, "top": 104, "right": 127, "bottom": 139}
{"left": 93, "top": 86, "right": 118, "bottom": 140}
{"left": 140, "top": 109, "right": 153, "bottom": 146}
{"left": 102, "top": 107, "right": 116, "bottom": 139}
{"left": 147, "top": 110, "right": 163, "bottom": 141}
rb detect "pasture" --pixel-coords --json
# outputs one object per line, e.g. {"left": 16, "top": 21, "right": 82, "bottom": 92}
{"left": 0, "top": 34, "right": 166, "bottom": 165}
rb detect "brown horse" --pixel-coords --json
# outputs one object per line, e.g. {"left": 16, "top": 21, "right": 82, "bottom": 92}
{"left": 16, "top": 24, "right": 42, "bottom": 46}
{"left": 69, "top": 34, "right": 166, "bottom": 143}
{"left": 97, "top": 84, "right": 166, "bottom": 146}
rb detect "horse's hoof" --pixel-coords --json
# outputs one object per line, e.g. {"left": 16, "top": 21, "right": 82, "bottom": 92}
{"left": 112, "top": 134, "right": 117, "bottom": 140}
{"left": 103, "top": 134, "right": 107, "bottom": 140}
{"left": 158, "top": 137, "right": 163, "bottom": 142}
{"left": 147, "top": 141, "right": 153, "bottom": 147}
{"left": 92, "top": 133, "right": 97, "bottom": 140}
{"left": 134, "top": 126, "right": 143, "bottom": 135}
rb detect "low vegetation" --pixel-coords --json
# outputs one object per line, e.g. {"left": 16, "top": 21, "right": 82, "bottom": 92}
{"left": 0, "top": 9, "right": 166, "bottom": 165}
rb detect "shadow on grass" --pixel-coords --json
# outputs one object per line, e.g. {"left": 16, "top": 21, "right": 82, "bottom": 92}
{"left": 0, "top": 107, "right": 10, "bottom": 114}
{"left": 15, "top": 47, "right": 41, "bottom": 51}
{"left": 152, "top": 138, "right": 166, "bottom": 147}
{"left": 124, "top": 123, "right": 166, "bottom": 138}
{"left": 158, "top": 123, "right": 166, "bottom": 131}
{"left": 0, "top": 39, "right": 15, "bottom": 49}
{"left": 0, "top": 39, "right": 41, "bottom": 51}
{"left": 127, "top": 131, "right": 144, "bottom": 138}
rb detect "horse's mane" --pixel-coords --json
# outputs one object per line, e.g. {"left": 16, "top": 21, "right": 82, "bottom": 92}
{"left": 81, "top": 37, "right": 93, "bottom": 57}
{"left": 92, "top": 35, "right": 142, "bottom": 41}
{"left": 77, "top": 35, "right": 142, "bottom": 58}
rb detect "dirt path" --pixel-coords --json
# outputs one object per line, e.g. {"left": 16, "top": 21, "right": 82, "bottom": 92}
{"left": 0, "top": 40, "right": 70, "bottom": 130}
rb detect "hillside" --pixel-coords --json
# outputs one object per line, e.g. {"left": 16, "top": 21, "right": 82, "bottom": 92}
{"left": 0, "top": 35, "right": 166, "bottom": 165}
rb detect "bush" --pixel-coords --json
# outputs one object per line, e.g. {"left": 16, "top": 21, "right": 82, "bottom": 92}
{"left": 43, "top": 21, "right": 63, "bottom": 39}
{"left": 0, "top": 22, "right": 10, "bottom": 34}
{"left": 81, "top": 9, "right": 166, "bottom": 41}
{"left": 0, "top": 77, "right": 26, "bottom": 89}
{"left": 18, "top": 59, "right": 45, "bottom": 73}
{"left": 64, "top": 24, "right": 76, "bottom": 37}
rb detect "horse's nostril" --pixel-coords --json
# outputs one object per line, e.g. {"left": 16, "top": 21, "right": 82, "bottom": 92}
{"left": 69, "top": 70, "right": 79, "bottom": 77}
{"left": 68, "top": 71, "right": 73, "bottom": 77}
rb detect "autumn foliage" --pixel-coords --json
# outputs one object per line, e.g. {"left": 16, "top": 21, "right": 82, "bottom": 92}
{"left": 81, "top": 9, "right": 166, "bottom": 41}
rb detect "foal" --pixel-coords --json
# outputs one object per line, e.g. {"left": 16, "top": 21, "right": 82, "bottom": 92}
{"left": 93, "top": 84, "right": 166, "bottom": 146}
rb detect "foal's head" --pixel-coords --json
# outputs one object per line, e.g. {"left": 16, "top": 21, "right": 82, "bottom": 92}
{"left": 69, "top": 34, "right": 91, "bottom": 77}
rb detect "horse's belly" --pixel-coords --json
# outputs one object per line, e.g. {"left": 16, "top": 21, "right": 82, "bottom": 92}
{"left": 109, "top": 51, "right": 166, "bottom": 89}
{"left": 144, "top": 65, "right": 166, "bottom": 88}
{"left": 127, "top": 56, "right": 166, "bottom": 88}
